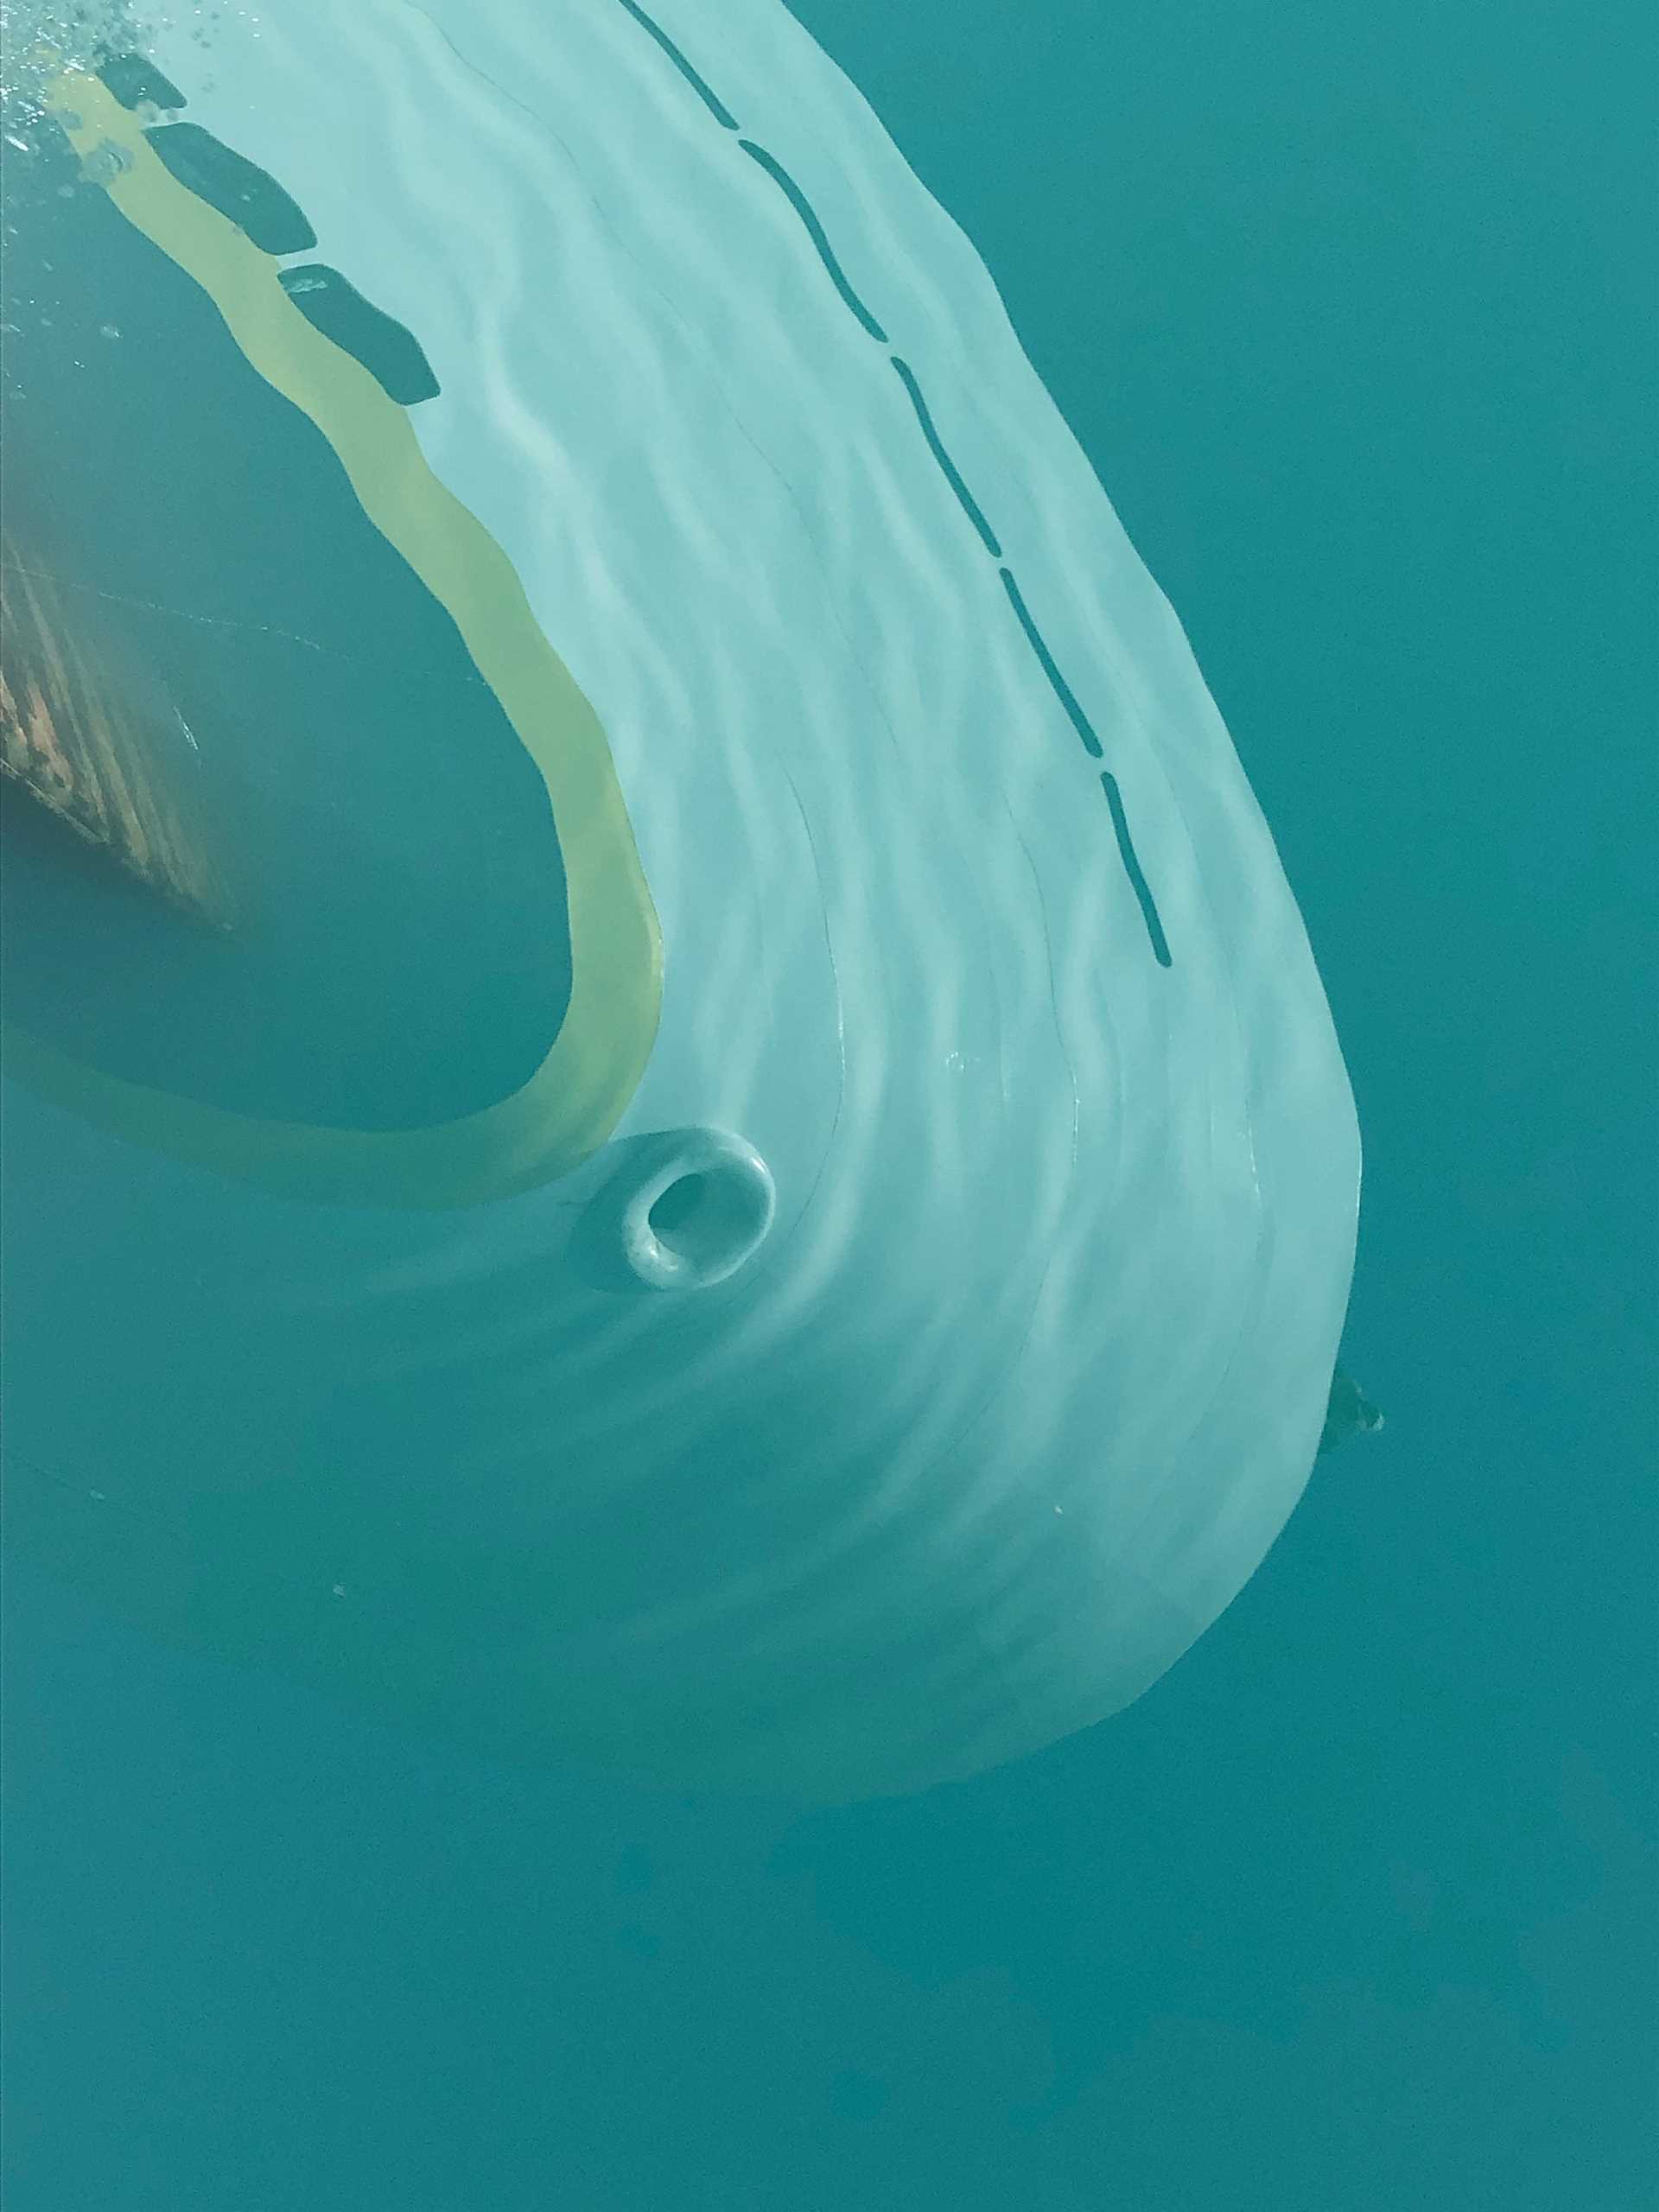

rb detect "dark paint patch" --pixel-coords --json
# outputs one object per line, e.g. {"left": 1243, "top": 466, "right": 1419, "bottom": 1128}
{"left": 279, "top": 264, "right": 442, "bottom": 405}
{"left": 998, "top": 567, "right": 1103, "bottom": 759}
{"left": 143, "top": 122, "right": 317, "bottom": 255}
{"left": 890, "top": 354, "right": 1003, "bottom": 557}
{"left": 1100, "top": 769, "right": 1173, "bottom": 967}
{"left": 738, "top": 137, "right": 891, "bottom": 343}
{"left": 96, "top": 53, "right": 188, "bottom": 113}
{"left": 613, "top": 0, "right": 741, "bottom": 130}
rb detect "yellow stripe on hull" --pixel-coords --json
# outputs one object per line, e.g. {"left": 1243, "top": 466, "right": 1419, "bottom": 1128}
{"left": 7, "top": 71, "right": 662, "bottom": 1208}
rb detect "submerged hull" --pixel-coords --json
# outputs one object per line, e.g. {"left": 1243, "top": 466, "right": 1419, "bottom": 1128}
{"left": 3, "top": 3, "right": 1359, "bottom": 1800}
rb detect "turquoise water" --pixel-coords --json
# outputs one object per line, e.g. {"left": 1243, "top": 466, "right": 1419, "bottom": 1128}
{"left": 4, "top": 1, "right": 1654, "bottom": 2206}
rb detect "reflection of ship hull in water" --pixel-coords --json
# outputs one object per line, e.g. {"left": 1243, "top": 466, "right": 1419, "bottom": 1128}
{"left": 1, "top": 536, "right": 232, "bottom": 928}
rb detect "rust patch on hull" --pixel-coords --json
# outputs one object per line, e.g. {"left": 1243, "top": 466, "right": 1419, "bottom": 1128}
{"left": 1, "top": 536, "right": 232, "bottom": 928}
